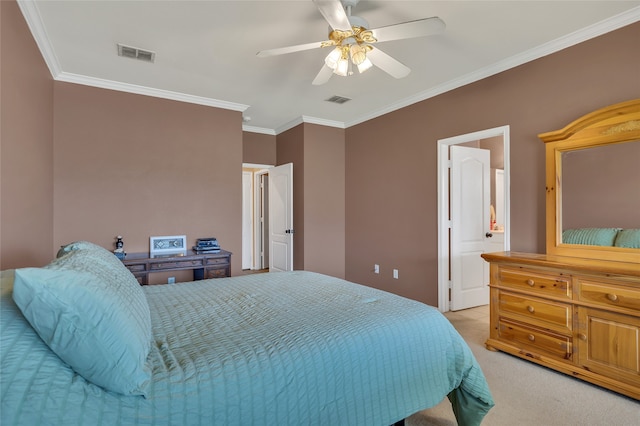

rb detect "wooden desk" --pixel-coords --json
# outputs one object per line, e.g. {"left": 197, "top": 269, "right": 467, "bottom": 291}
{"left": 122, "top": 250, "right": 231, "bottom": 285}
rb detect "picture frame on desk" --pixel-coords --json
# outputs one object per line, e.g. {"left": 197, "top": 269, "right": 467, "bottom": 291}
{"left": 150, "top": 235, "right": 187, "bottom": 255}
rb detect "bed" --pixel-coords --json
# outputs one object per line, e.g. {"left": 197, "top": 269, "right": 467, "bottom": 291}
{"left": 1, "top": 242, "right": 493, "bottom": 425}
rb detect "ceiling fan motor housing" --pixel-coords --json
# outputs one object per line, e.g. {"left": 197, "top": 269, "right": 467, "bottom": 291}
{"left": 341, "top": 0, "right": 360, "bottom": 8}
{"left": 347, "top": 15, "right": 368, "bottom": 30}
{"left": 327, "top": 15, "right": 369, "bottom": 40}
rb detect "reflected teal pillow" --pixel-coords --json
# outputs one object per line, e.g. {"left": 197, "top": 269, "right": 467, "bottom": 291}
{"left": 13, "top": 244, "right": 151, "bottom": 396}
{"left": 562, "top": 228, "right": 620, "bottom": 246}
{"left": 614, "top": 229, "right": 640, "bottom": 248}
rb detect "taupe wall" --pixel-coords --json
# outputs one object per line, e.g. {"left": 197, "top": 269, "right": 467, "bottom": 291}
{"left": 243, "top": 132, "right": 276, "bottom": 165}
{"left": 303, "top": 124, "right": 346, "bottom": 279}
{"left": 2, "top": 0, "right": 638, "bottom": 305}
{"left": 275, "top": 125, "right": 305, "bottom": 270}
{"left": 1, "top": 0, "right": 54, "bottom": 269}
{"left": 344, "top": 23, "right": 640, "bottom": 305}
{"left": 243, "top": 124, "right": 345, "bottom": 278}
{"left": 53, "top": 82, "right": 244, "bottom": 277}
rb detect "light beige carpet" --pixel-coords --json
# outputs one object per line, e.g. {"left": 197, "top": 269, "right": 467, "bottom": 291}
{"left": 407, "top": 305, "right": 640, "bottom": 426}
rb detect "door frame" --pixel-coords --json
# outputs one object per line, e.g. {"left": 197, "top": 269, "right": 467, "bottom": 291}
{"left": 242, "top": 163, "right": 274, "bottom": 270}
{"left": 253, "top": 169, "right": 269, "bottom": 270}
{"left": 436, "top": 125, "right": 511, "bottom": 312}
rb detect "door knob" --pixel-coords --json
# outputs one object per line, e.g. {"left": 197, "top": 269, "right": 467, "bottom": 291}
{"left": 485, "top": 232, "right": 493, "bottom": 238}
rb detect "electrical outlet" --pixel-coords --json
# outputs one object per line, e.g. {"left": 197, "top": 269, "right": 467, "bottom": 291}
{"left": 393, "top": 269, "right": 399, "bottom": 279}
{"left": 374, "top": 264, "right": 380, "bottom": 274}
{"left": 168, "top": 277, "right": 176, "bottom": 284}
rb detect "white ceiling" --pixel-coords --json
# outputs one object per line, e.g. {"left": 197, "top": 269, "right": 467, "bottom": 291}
{"left": 19, "top": 1, "right": 640, "bottom": 134}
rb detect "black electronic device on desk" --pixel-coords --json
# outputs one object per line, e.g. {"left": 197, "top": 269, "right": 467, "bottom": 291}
{"left": 193, "top": 237, "right": 221, "bottom": 253}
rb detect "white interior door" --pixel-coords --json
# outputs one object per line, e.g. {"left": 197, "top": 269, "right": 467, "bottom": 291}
{"left": 450, "top": 146, "right": 491, "bottom": 311}
{"left": 242, "top": 171, "right": 253, "bottom": 269}
{"left": 268, "top": 163, "right": 293, "bottom": 271}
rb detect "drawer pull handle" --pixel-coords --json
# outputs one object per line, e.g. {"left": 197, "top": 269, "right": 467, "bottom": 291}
{"left": 606, "top": 293, "right": 618, "bottom": 302}
{"left": 526, "top": 279, "right": 535, "bottom": 286}
{"left": 527, "top": 305, "right": 535, "bottom": 313}
{"left": 578, "top": 333, "right": 587, "bottom": 341}
{"left": 528, "top": 334, "right": 535, "bottom": 342}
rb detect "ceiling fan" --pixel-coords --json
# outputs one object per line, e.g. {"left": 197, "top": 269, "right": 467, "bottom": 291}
{"left": 256, "top": 0, "right": 445, "bottom": 85}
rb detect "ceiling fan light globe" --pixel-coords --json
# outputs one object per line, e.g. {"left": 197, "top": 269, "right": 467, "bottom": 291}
{"left": 357, "top": 57, "right": 373, "bottom": 73}
{"left": 325, "top": 47, "right": 342, "bottom": 69}
{"left": 350, "top": 44, "right": 367, "bottom": 65}
{"left": 334, "top": 58, "right": 349, "bottom": 76}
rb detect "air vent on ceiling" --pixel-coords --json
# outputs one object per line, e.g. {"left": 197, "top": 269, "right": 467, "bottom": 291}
{"left": 325, "top": 95, "right": 351, "bottom": 104}
{"left": 117, "top": 43, "right": 156, "bottom": 63}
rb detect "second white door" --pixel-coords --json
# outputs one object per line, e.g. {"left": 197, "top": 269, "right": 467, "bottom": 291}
{"left": 268, "top": 163, "right": 293, "bottom": 272}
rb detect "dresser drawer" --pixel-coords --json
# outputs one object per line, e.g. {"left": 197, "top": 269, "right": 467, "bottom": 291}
{"left": 498, "top": 319, "right": 572, "bottom": 361}
{"left": 125, "top": 263, "right": 146, "bottom": 272}
{"left": 498, "top": 292, "right": 572, "bottom": 333}
{"left": 498, "top": 266, "right": 571, "bottom": 298}
{"left": 205, "top": 268, "right": 229, "bottom": 279}
{"left": 150, "top": 260, "right": 204, "bottom": 270}
{"left": 206, "top": 257, "right": 229, "bottom": 266}
{"left": 578, "top": 279, "right": 640, "bottom": 312}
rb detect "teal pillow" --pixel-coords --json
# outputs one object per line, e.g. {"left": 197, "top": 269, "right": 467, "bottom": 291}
{"left": 614, "top": 229, "right": 640, "bottom": 248}
{"left": 13, "top": 244, "right": 152, "bottom": 396}
{"left": 57, "top": 240, "right": 111, "bottom": 258}
{"left": 562, "top": 228, "right": 620, "bottom": 246}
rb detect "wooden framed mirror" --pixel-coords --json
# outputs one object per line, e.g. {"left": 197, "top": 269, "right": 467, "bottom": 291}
{"left": 539, "top": 99, "right": 640, "bottom": 263}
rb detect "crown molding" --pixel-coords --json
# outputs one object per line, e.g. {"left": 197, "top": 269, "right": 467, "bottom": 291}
{"left": 18, "top": 0, "right": 640, "bottom": 134}
{"left": 343, "top": 6, "right": 640, "bottom": 129}
{"left": 56, "top": 72, "right": 249, "bottom": 111}
{"left": 17, "top": 0, "right": 247, "bottom": 112}
{"left": 242, "top": 125, "right": 276, "bottom": 135}
{"left": 17, "top": 0, "right": 61, "bottom": 77}
{"left": 271, "top": 115, "right": 346, "bottom": 135}
{"left": 244, "top": 115, "right": 345, "bottom": 135}
{"left": 273, "top": 116, "right": 305, "bottom": 134}
{"left": 301, "top": 116, "right": 345, "bottom": 129}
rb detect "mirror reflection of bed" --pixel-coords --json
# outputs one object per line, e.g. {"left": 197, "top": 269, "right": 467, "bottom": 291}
{"left": 561, "top": 141, "right": 640, "bottom": 248}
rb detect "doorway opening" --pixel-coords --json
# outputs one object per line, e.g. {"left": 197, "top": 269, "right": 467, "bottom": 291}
{"left": 436, "top": 126, "right": 510, "bottom": 312}
{"left": 242, "top": 163, "right": 272, "bottom": 272}
{"left": 242, "top": 162, "right": 294, "bottom": 273}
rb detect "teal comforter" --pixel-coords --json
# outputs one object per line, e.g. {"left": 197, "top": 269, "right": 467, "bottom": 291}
{"left": 1, "top": 270, "right": 493, "bottom": 425}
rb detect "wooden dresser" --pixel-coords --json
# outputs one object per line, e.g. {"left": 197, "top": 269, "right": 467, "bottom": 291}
{"left": 482, "top": 252, "right": 640, "bottom": 399}
{"left": 481, "top": 100, "right": 640, "bottom": 399}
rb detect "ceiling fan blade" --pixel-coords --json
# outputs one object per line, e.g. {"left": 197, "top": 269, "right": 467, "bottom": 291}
{"left": 257, "top": 41, "right": 324, "bottom": 58}
{"left": 366, "top": 47, "right": 411, "bottom": 79}
{"left": 313, "top": 0, "right": 351, "bottom": 30}
{"left": 312, "top": 64, "right": 334, "bottom": 85}
{"left": 371, "top": 17, "right": 445, "bottom": 43}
